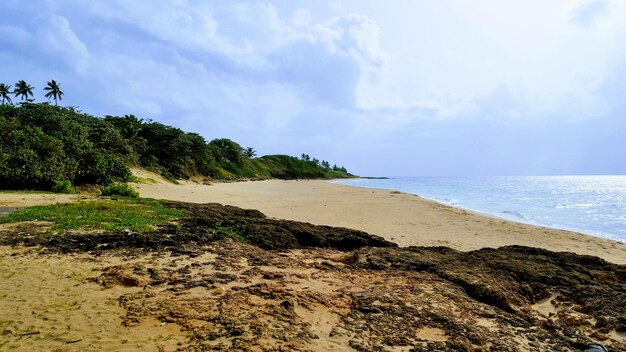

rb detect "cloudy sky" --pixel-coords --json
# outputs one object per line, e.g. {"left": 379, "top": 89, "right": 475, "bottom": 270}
{"left": 1, "top": 0, "right": 625, "bottom": 176}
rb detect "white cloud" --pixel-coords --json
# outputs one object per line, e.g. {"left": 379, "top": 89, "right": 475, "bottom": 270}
{"left": 571, "top": 0, "right": 610, "bottom": 26}
{"left": 0, "top": 25, "right": 32, "bottom": 44}
{"left": 290, "top": 9, "right": 312, "bottom": 28}
{"left": 347, "top": 0, "right": 626, "bottom": 124}
{"left": 35, "top": 15, "right": 90, "bottom": 72}
{"left": 57, "top": 1, "right": 388, "bottom": 112}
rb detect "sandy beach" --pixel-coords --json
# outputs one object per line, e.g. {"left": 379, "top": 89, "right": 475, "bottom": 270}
{"left": 2, "top": 179, "right": 626, "bottom": 350}
{"left": 134, "top": 179, "right": 626, "bottom": 264}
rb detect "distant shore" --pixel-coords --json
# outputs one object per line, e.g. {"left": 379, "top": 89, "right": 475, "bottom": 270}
{"left": 134, "top": 179, "right": 626, "bottom": 264}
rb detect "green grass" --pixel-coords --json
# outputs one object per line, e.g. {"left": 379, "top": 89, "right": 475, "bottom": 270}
{"left": 101, "top": 184, "right": 139, "bottom": 198}
{"left": 0, "top": 190, "right": 55, "bottom": 194}
{"left": 211, "top": 221, "right": 248, "bottom": 241}
{"left": 0, "top": 198, "right": 184, "bottom": 233}
{"left": 51, "top": 180, "right": 79, "bottom": 194}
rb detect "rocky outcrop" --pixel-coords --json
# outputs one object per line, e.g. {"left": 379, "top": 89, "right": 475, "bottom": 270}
{"left": 168, "top": 202, "right": 397, "bottom": 250}
{"left": 81, "top": 241, "right": 626, "bottom": 351}
{"left": 0, "top": 201, "right": 397, "bottom": 252}
{"left": 348, "top": 245, "right": 626, "bottom": 350}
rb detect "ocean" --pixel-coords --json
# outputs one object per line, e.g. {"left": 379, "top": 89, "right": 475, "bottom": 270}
{"left": 335, "top": 176, "right": 626, "bottom": 243}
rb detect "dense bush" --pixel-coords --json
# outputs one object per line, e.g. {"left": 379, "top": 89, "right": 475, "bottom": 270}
{"left": 257, "top": 155, "right": 351, "bottom": 179}
{"left": 0, "top": 103, "right": 131, "bottom": 189}
{"left": 0, "top": 103, "right": 352, "bottom": 191}
{"left": 102, "top": 114, "right": 352, "bottom": 180}
{"left": 105, "top": 116, "right": 218, "bottom": 179}
{"left": 51, "top": 180, "right": 79, "bottom": 194}
{"left": 101, "top": 184, "right": 139, "bottom": 198}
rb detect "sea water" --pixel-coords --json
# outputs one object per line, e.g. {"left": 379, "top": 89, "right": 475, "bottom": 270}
{"left": 335, "top": 176, "right": 626, "bottom": 243}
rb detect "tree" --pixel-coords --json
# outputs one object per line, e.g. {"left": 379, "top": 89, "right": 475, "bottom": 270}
{"left": 0, "top": 84, "right": 11, "bottom": 104}
{"left": 208, "top": 138, "right": 244, "bottom": 165}
{"left": 244, "top": 147, "right": 257, "bottom": 158}
{"left": 14, "top": 80, "right": 34, "bottom": 102}
{"left": 104, "top": 115, "right": 147, "bottom": 157}
{"left": 44, "top": 80, "right": 64, "bottom": 105}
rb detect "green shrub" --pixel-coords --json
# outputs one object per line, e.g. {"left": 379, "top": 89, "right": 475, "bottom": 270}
{"left": 76, "top": 149, "right": 131, "bottom": 185}
{"left": 101, "top": 184, "right": 139, "bottom": 198}
{"left": 0, "top": 103, "right": 131, "bottom": 189}
{"left": 51, "top": 180, "right": 79, "bottom": 194}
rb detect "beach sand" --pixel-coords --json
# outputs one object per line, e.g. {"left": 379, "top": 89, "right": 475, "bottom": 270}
{"left": 135, "top": 179, "right": 626, "bottom": 264}
{"left": 2, "top": 179, "right": 626, "bottom": 350}
{"left": 0, "top": 193, "right": 86, "bottom": 208}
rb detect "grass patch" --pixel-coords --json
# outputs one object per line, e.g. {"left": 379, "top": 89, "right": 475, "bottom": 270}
{"left": 129, "top": 175, "right": 157, "bottom": 184}
{"left": 101, "top": 184, "right": 139, "bottom": 198}
{"left": 0, "top": 190, "right": 54, "bottom": 194}
{"left": 211, "top": 221, "right": 248, "bottom": 241}
{"left": 0, "top": 198, "right": 184, "bottom": 233}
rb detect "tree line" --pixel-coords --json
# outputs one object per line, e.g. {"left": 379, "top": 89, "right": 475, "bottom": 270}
{"left": 0, "top": 95, "right": 352, "bottom": 190}
{"left": 0, "top": 80, "right": 64, "bottom": 105}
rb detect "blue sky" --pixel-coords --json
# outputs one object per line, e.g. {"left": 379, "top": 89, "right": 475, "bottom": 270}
{"left": 1, "top": 0, "right": 625, "bottom": 176}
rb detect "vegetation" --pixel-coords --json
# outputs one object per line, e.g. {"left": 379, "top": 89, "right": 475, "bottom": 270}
{"left": 244, "top": 147, "right": 256, "bottom": 158}
{"left": 0, "top": 84, "right": 11, "bottom": 104}
{"left": 101, "top": 184, "right": 140, "bottom": 198}
{"left": 13, "top": 80, "right": 34, "bottom": 102}
{"left": 0, "top": 82, "right": 353, "bottom": 191}
{"left": 51, "top": 180, "right": 79, "bottom": 194}
{"left": 0, "top": 198, "right": 184, "bottom": 233}
{"left": 256, "top": 155, "right": 349, "bottom": 179}
{"left": 0, "top": 103, "right": 131, "bottom": 189}
{"left": 43, "top": 80, "right": 64, "bottom": 105}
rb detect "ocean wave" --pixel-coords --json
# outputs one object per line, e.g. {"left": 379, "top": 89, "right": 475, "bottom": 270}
{"left": 441, "top": 198, "right": 460, "bottom": 206}
{"left": 512, "top": 197, "right": 541, "bottom": 201}
{"left": 555, "top": 203, "right": 596, "bottom": 209}
{"left": 502, "top": 210, "right": 528, "bottom": 221}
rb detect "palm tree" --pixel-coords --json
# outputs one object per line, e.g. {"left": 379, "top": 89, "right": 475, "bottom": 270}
{"left": 44, "top": 80, "right": 64, "bottom": 105}
{"left": 0, "top": 83, "right": 11, "bottom": 104}
{"left": 244, "top": 147, "right": 257, "bottom": 158}
{"left": 14, "top": 80, "right": 34, "bottom": 102}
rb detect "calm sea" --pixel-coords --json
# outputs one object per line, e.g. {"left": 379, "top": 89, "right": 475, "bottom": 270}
{"left": 335, "top": 176, "right": 626, "bottom": 243}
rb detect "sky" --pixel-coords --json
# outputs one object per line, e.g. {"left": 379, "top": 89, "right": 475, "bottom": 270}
{"left": 1, "top": 0, "right": 625, "bottom": 176}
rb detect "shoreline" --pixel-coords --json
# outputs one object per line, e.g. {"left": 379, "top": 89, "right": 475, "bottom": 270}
{"left": 133, "top": 179, "right": 626, "bottom": 264}
{"left": 333, "top": 180, "right": 626, "bottom": 245}
{"left": 2, "top": 178, "right": 624, "bottom": 264}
